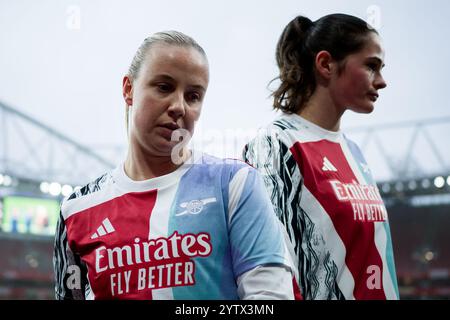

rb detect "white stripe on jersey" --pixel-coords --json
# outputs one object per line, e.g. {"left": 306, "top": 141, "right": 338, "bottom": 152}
{"left": 228, "top": 167, "right": 250, "bottom": 224}
{"left": 147, "top": 183, "right": 179, "bottom": 300}
{"left": 301, "top": 187, "right": 356, "bottom": 299}
{"left": 61, "top": 182, "right": 124, "bottom": 220}
{"left": 103, "top": 218, "right": 115, "bottom": 233}
{"left": 86, "top": 273, "right": 95, "bottom": 300}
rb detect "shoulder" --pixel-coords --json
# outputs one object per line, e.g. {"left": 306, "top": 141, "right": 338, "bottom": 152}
{"left": 60, "top": 170, "right": 115, "bottom": 220}
{"left": 246, "top": 114, "right": 301, "bottom": 148}
{"left": 244, "top": 116, "right": 301, "bottom": 166}
{"left": 197, "top": 152, "right": 256, "bottom": 176}
{"left": 343, "top": 134, "right": 361, "bottom": 150}
{"left": 188, "top": 152, "right": 261, "bottom": 189}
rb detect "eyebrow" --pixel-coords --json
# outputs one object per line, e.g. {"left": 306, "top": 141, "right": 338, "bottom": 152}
{"left": 153, "top": 74, "right": 207, "bottom": 92}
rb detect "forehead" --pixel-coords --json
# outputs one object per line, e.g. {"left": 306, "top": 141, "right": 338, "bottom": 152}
{"left": 356, "top": 32, "right": 385, "bottom": 60}
{"left": 140, "top": 44, "right": 209, "bottom": 82}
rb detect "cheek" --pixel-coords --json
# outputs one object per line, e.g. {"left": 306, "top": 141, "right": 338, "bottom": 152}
{"left": 339, "top": 70, "right": 371, "bottom": 101}
{"left": 184, "top": 107, "right": 202, "bottom": 131}
{"left": 131, "top": 105, "right": 156, "bottom": 133}
{"left": 352, "top": 69, "right": 372, "bottom": 90}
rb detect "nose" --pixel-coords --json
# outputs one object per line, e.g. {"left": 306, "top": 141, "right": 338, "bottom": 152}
{"left": 167, "top": 93, "right": 186, "bottom": 120}
{"left": 374, "top": 73, "right": 387, "bottom": 90}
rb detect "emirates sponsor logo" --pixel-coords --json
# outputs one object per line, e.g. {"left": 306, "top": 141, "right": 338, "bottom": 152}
{"left": 329, "top": 180, "right": 387, "bottom": 222}
{"left": 330, "top": 180, "right": 382, "bottom": 202}
{"left": 95, "top": 231, "right": 212, "bottom": 273}
{"left": 92, "top": 231, "right": 212, "bottom": 297}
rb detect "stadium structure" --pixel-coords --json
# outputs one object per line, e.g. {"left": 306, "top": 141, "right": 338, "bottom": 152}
{"left": 1, "top": 101, "right": 449, "bottom": 299}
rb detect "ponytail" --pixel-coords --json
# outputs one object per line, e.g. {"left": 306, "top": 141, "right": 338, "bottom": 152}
{"left": 273, "top": 16, "right": 315, "bottom": 114}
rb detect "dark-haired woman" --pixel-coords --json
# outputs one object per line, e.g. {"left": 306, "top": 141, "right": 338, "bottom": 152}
{"left": 243, "top": 14, "right": 399, "bottom": 300}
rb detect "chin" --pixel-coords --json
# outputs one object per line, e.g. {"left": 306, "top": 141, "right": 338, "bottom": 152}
{"left": 135, "top": 135, "right": 174, "bottom": 157}
{"left": 361, "top": 106, "right": 374, "bottom": 114}
{"left": 351, "top": 103, "right": 374, "bottom": 114}
{"left": 155, "top": 140, "right": 179, "bottom": 155}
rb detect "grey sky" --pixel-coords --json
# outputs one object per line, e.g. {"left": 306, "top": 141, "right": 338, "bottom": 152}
{"left": 1, "top": 0, "right": 449, "bottom": 182}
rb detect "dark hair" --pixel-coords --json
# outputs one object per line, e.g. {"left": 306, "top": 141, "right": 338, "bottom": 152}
{"left": 272, "top": 13, "right": 378, "bottom": 113}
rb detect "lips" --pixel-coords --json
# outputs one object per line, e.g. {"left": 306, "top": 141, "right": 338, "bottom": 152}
{"left": 157, "top": 122, "right": 181, "bottom": 140}
{"left": 368, "top": 92, "right": 379, "bottom": 101}
{"left": 160, "top": 122, "right": 180, "bottom": 130}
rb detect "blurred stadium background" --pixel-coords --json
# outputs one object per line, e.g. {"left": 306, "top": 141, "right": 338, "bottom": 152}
{"left": 1, "top": 101, "right": 449, "bottom": 300}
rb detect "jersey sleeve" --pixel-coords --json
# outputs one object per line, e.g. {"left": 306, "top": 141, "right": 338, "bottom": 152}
{"left": 226, "top": 164, "right": 295, "bottom": 298}
{"left": 242, "top": 128, "right": 303, "bottom": 285}
{"left": 237, "top": 265, "right": 295, "bottom": 300}
{"left": 53, "top": 208, "right": 90, "bottom": 300}
{"left": 243, "top": 129, "right": 302, "bottom": 247}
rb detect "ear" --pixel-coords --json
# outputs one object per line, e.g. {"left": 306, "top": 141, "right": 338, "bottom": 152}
{"left": 122, "top": 75, "right": 133, "bottom": 107}
{"left": 315, "top": 50, "right": 334, "bottom": 80}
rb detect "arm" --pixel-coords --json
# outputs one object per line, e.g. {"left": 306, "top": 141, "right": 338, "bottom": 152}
{"left": 53, "top": 210, "right": 89, "bottom": 300}
{"left": 227, "top": 165, "right": 295, "bottom": 300}
{"left": 242, "top": 128, "right": 303, "bottom": 296}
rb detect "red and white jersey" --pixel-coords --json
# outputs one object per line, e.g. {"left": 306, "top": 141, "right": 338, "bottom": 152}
{"left": 243, "top": 113, "right": 399, "bottom": 300}
{"left": 53, "top": 151, "right": 295, "bottom": 300}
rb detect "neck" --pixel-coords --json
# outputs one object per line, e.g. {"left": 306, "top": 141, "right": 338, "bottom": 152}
{"left": 297, "top": 87, "right": 344, "bottom": 132}
{"left": 124, "top": 142, "right": 190, "bottom": 181}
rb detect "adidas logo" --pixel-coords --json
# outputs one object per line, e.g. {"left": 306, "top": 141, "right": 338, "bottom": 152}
{"left": 91, "top": 218, "right": 115, "bottom": 239}
{"left": 322, "top": 157, "right": 337, "bottom": 172}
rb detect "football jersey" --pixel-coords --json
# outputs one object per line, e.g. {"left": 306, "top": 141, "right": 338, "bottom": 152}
{"left": 243, "top": 113, "right": 399, "bottom": 300}
{"left": 53, "top": 151, "right": 293, "bottom": 300}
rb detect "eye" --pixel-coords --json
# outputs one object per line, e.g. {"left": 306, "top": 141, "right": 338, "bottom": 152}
{"left": 186, "top": 91, "right": 202, "bottom": 103}
{"left": 366, "top": 62, "right": 380, "bottom": 72}
{"left": 156, "top": 83, "right": 173, "bottom": 92}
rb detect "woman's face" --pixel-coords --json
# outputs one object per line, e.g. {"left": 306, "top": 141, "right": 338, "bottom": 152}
{"left": 330, "top": 32, "right": 387, "bottom": 114}
{"left": 124, "top": 44, "right": 209, "bottom": 157}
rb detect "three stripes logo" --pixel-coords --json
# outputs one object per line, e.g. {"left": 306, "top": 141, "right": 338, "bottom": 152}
{"left": 91, "top": 218, "right": 115, "bottom": 239}
{"left": 322, "top": 157, "right": 338, "bottom": 172}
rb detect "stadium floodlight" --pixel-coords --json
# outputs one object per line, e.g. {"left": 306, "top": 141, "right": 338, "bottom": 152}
{"left": 61, "top": 185, "right": 73, "bottom": 197}
{"left": 421, "top": 179, "right": 431, "bottom": 189}
{"left": 434, "top": 176, "right": 445, "bottom": 189}
{"left": 424, "top": 251, "right": 435, "bottom": 262}
{"left": 3, "top": 175, "right": 12, "bottom": 187}
{"left": 394, "top": 182, "right": 404, "bottom": 192}
{"left": 447, "top": 176, "right": 450, "bottom": 186}
{"left": 0, "top": 174, "right": 3, "bottom": 185}
{"left": 40, "top": 182, "right": 50, "bottom": 193}
{"left": 408, "top": 180, "right": 417, "bottom": 190}
{"left": 381, "top": 183, "right": 391, "bottom": 193}
{"left": 49, "top": 182, "right": 62, "bottom": 196}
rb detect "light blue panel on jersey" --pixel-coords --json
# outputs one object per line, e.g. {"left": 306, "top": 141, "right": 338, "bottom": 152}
{"left": 168, "top": 155, "right": 240, "bottom": 299}
{"left": 344, "top": 136, "right": 376, "bottom": 185}
{"left": 383, "top": 221, "right": 400, "bottom": 298}
{"left": 224, "top": 161, "right": 288, "bottom": 277}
